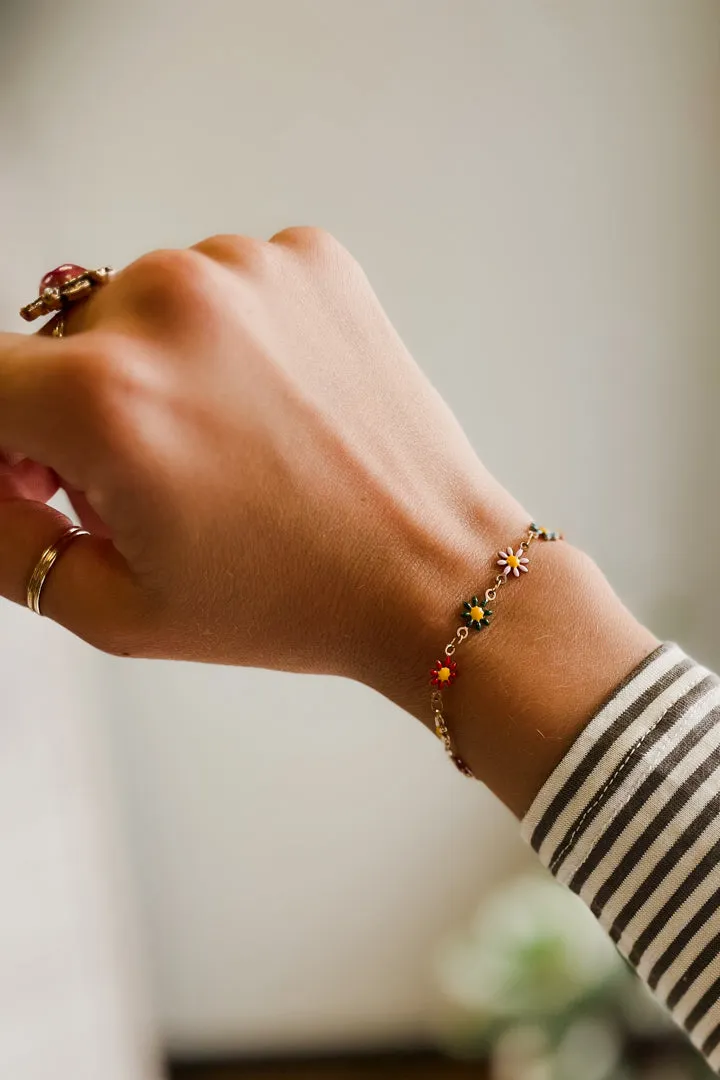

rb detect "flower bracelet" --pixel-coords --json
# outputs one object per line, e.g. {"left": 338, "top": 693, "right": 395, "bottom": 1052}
{"left": 430, "top": 522, "right": 563, "bottom": 777}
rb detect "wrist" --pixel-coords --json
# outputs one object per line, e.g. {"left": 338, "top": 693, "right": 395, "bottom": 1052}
{"left": 352, "top": 489, "right": 529, "bottom": 708}
{"left": 364, "top": 517, "right": 658, "bottom": 818}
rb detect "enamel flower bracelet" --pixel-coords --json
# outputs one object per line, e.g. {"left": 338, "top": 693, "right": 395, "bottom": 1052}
{"left": 430, "top": 522, "right": 563, "bottom": 776}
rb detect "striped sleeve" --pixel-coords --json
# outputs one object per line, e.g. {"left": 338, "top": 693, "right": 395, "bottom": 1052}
{"left": 521, "top": 642, "right": 720, "bottom": 1073}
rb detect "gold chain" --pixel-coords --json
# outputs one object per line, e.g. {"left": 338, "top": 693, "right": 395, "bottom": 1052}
{"left": 430, "top": 523, "right": 562, "bottom": 778}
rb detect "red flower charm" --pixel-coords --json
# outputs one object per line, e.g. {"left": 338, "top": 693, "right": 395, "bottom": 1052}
{"left": 430, "top": 657, "right": 458, "bottom": 690}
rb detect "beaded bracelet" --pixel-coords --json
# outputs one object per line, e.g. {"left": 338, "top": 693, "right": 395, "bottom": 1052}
{"left": 430, "top": 522, "right": 563, "bottom": 777}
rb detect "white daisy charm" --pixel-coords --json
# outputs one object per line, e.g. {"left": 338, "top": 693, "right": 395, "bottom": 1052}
{"left": 497, "top": 546, "right": 529, "bottom": 578}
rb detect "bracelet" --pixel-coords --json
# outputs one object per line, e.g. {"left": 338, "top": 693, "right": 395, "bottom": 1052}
{"left": 429, "top": 521, "right": 563, "bottom": 777}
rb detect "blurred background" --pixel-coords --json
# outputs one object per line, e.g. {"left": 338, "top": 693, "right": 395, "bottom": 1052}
{"left": 0, "top": 2, "right": 719, "bottom": 1078}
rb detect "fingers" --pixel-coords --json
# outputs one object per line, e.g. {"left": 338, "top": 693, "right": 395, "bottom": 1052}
{"left": 0, "top": 498, "right": 149, "bottom": 655}
{"left": 0, "top": 332, "right": 71, "bottom": 461}
{"left": 0, "top": 329, "right": 134, "bottom": 490}
{"left": 63, "top": 486, "right": 115, "bottom": 537}
{"left": 0, "top": 452, "right": 59, "bottom": 503}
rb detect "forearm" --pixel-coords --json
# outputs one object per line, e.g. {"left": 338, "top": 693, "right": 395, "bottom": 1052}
{"left": 367, "top": 505, "right": 720, "bottom": 1070}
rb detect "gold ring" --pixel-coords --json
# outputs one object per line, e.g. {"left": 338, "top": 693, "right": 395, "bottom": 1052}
{"left": 26, "top": 525, "right": 90, "bottom": 616}
{"left": 20, "top": 265, "right": 116, "bottom": 326}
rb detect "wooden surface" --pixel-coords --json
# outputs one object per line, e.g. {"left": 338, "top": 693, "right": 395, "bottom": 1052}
{"left": 168, "top": 1040, "right": 702, "bottom": 1079}
{"left": 170, "top": 1054, "right": 489, "bottom": 1079}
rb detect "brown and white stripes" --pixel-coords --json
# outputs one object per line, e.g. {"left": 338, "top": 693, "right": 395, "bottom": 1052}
{"left": 521, "top": 643, "right": 720, "bottom": 1074}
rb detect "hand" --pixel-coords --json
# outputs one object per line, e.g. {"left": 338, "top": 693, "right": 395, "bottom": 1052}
{"left": 1, "top": 228, "right": 658, "bottom": 813}
{"left": 0, "top": 229, "right": 526, "bottom": 686}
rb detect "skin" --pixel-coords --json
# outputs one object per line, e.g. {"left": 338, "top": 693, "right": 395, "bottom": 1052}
{"left": 0, "top": 229, "right": 657, "bottom": 816}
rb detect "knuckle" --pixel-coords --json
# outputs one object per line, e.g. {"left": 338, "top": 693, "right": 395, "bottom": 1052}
{"left": 193, "top": 233, "right": 268, "bottom": 272}
{"left": 270, "top": 225, "right": 338, "bottom": 255}
{"left": 126, "top": 247, "right": 204, "bottom": 289}
{"left": 120, "top": 247, "right": 212, "bottom": 325}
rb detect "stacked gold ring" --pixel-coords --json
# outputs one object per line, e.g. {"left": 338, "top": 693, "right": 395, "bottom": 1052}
{"left": 26, "top": 526, "right": 90, "bottom": 616}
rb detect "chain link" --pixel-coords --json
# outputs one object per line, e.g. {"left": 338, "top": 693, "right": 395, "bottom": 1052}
{"left": 444, "top": 622, "right": 471, "bottom": 657}
{"left": 432, "top": 695, "right": 475, "bottom": 778}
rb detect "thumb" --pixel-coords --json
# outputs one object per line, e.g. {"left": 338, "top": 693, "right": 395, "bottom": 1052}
{"left": 0, "top": 498, "right": 149, "bottom": 655}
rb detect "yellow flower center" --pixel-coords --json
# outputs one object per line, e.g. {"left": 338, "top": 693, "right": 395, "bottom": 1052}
{"left": 438, "top": 666, "right": 451, "bottom": 683}
{"left": 470, "top": 605, "right": 484, "bottom": 622}
{"left": 506, "top": 555, "right": 520, "bottom": 569}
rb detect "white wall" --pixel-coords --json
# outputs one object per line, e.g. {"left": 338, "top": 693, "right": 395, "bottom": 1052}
{"left": 0, "top": 580, "right": 156, "bottom": 1077}
{"left": 2, "top": 0, "right": 719, "bottom": 1060}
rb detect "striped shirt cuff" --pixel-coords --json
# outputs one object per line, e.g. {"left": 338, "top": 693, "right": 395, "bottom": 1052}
{"left": 521, "top": 643, "right": 720, "bottom": 1073}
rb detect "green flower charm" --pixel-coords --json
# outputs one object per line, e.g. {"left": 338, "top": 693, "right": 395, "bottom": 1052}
{"left": 530, "top": 521, "right": 562, "bottom": 541}
{"left": 461, "top": 596, "right": 493, "bottom": 631}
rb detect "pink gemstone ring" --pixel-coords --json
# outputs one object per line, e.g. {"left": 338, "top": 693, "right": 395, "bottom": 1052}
{"left": 20, "top": 263, "right": 116, "bottom": 327}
